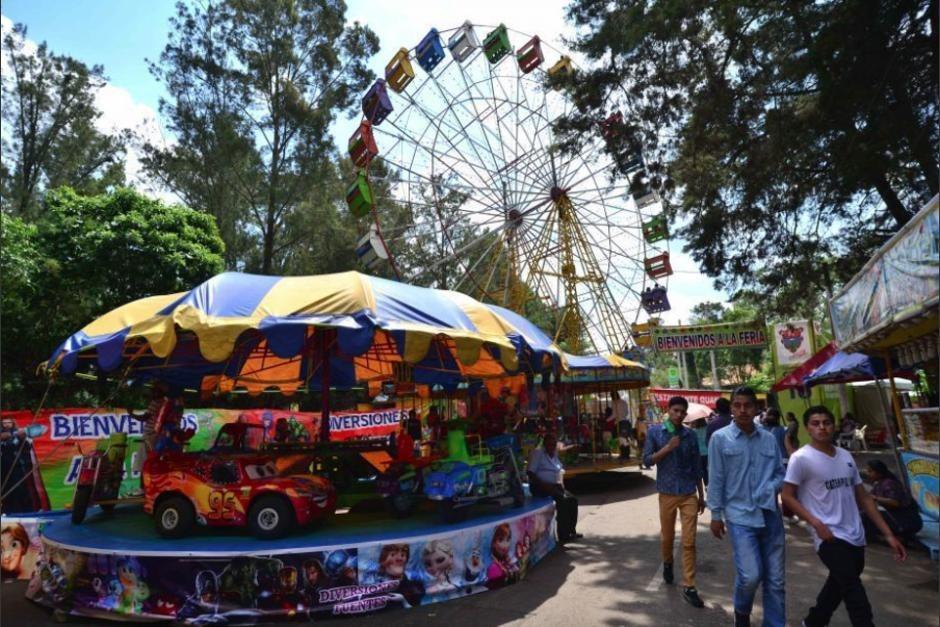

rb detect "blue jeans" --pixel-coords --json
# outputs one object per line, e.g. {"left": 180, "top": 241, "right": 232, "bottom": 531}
{"left": 727, "top": 508, "right": 786, "bottom": 626}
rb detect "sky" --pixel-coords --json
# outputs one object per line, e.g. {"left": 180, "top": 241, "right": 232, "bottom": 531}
{"left": 1, "top": 0, "right": 729, "bottom": 325}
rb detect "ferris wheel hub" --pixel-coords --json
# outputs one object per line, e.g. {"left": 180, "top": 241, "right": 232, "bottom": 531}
{"left": 549, "top": 186, "right": 568, "bottom": 201}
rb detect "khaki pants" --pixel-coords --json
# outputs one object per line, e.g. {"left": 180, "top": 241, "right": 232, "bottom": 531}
{"left": 659, "top": 493, "right": 699, "bottom": 587}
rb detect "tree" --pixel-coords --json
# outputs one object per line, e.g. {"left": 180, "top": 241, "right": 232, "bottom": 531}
{"left": 142, "top": 0, "right": 379, "bottom": 274}
{"left": 555, "top": 0, "right": 938, "bottom": 314}
{"left": 0, "top": 187, "right": 225, "bottom": 408}
{"left": 1, "top": 23, "right": 127, "bottom": 216}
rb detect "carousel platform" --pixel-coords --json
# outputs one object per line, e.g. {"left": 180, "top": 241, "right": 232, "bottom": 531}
{"left": 28, "top": 497, "right": 558, "bottom": 622}
{"left": 40, "top": 496, "right": 554, "bottom": 556}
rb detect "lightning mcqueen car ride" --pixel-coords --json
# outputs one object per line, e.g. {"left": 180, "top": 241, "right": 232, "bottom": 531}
{"left": 142, "top": 423, "right": 336, "bottom": 539}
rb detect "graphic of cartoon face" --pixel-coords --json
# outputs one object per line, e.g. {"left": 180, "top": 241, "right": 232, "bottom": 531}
{"left": 195, "top": 570, "right": 219, "bottom": 604}
{"left": 1, "top": 417, "right": 16, "bottom": 431}
{"left": 493, "top": 534, "right": 510, "bottom": 559}
{"left": 380, "top": 545, "right": 408, "bottom": 578}
{"left": 1, "top": 529, "right": 26, "bottom": 575}
{"left": 279, "top": 567, "right": 297, "bottom": 591}
{"left": 118, "top": 559, "right": 140, "bottom": 588}
{"left": 303, "top": 562, "right": 322, "bottom": 586}
{"left": 421, "top": 541, "right": 454, "bottom": 580}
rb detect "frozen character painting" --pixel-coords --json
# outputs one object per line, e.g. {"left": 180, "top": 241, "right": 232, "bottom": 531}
{"left": 485, "top": 523, "right": 519, "bottom": 589}
{"left": 1, "top": 523, "right": 30, "bottom": 580}
{"left": 421, "top": 539, "right": 457, "bottom": 596}
{"left": 376, "top": 543, "right": 424, "bottom": 607}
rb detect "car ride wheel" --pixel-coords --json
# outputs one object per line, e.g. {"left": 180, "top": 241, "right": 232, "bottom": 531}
{"left": 154, "top": 495, "right": 195, "bottom": 538}
{"left": 249, "top": 495, "right": 294, "bottom": 539}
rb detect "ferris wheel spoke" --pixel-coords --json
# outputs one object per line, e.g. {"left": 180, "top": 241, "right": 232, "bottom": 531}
{"left": 390, "top": 90, "right": 522, "bottom": 204}
{"left": 491, "top": 71, "right": 556, "bottom": 197}
{"left": 377, "top": 116, "right": 553, "bottom": 213}
{"left": 453, "top": 63, "right": 554, "bottom": 202}
{"left": 426, "top": 68, "right": 512, "bottom": 188}
{"left": 382, "top": 116, "right": 509, "bottom": 211}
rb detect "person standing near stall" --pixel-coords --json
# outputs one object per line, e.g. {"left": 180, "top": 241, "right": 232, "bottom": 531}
{"left": 781, "top": 406, "right": 906, "bottom": 627}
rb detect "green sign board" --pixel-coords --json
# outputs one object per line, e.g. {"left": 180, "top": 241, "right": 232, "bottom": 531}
{"left": 651, "top": 320, "right": 768, "bottom": 353}
{"left": 667, "top": 366, "right": 680, "bottom": 388}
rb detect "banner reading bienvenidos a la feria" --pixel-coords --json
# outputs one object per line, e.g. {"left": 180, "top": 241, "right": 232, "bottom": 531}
{"left": 650, "top": 320, "right": 768, "bottom": 353}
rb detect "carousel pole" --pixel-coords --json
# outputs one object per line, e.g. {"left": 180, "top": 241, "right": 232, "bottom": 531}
{"left": 318, "top": 329, "right": 333, "bottom": 443}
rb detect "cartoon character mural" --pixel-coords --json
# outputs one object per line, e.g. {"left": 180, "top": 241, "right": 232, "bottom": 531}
{"left": 485, "top": 523, "right": 518, "bottom": 589}
{"left": 1, "top": 522, "right": 40, "bottom": 580}
{"left": 374, "top": 543, "right": 425, "bottom": 607}
{"left": 421, "top": 539, "right": 457, "bottom": 596}
{"left": 114, "top": 557, "right": 150, "bottom": 613}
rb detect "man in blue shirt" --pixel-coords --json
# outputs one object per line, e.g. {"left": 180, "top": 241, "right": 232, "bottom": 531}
{"left": 708, "top": 387, "right": 786, "bottom": 627}
{"left": 643, "top": 396, "right": 706, "bottom": 609}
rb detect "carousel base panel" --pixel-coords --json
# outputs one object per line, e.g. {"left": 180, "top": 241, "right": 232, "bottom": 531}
{"left": 26, "top": 497, "right": 557, "bottom": 623}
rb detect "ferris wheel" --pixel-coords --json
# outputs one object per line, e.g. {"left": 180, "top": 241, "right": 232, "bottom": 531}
{"left": 346, "top": 22, "right": 673, "bottom": 354}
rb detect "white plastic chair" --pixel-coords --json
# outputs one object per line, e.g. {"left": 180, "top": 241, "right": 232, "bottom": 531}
{"left": 852, "top": 425, "right": 868, "bottom": 451}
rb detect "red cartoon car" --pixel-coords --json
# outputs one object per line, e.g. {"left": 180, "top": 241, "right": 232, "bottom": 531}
{"left": 142, "top": 423, "right": 336, "bottom": 539}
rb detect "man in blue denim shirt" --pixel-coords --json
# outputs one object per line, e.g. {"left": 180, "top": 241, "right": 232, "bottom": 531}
{"left": 707, "top": 387, "right": 786, "bottom": 627}
{"left": 643, "top": 396, "right": 705, "bottom": 609}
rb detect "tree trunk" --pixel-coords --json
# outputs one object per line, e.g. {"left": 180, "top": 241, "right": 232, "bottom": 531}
{"left": 871, "top": 173, "right": 912, "bottom": 227}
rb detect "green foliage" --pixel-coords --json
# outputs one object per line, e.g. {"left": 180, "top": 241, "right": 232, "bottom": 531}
{"left": 555, "top": 0, "right": 938, "bottom": 316}
{"left": 142, "top": 0, "right": 380, "bottom": 274}
{"left": 0, "top": 187, "right": 225, "bottom": 408}
{"left": 1, "top": 23, "right": 127, "bottom": 217}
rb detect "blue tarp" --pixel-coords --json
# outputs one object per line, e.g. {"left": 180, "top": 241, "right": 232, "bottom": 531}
{"left": 802, "top": 351, "right": 895, "bottom": 387}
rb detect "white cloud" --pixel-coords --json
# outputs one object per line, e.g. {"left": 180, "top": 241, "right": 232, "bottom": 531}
{"left": 1, "top": 14, "right": 176, "bottom": 203}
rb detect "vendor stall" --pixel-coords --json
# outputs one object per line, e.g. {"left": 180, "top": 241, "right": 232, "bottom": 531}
{"left": 830, "top": 194, "right": 939, "bottom": 556}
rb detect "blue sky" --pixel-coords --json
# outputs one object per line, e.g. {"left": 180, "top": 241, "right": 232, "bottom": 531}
{"left": 1, "top": 1, "right": 729, "bottom": 324}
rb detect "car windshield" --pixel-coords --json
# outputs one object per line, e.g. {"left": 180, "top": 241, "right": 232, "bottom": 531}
{"left": 213, "top": 423, "right": 267, "bottom": 451}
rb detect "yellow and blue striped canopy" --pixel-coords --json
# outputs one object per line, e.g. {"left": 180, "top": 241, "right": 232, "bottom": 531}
{"left": 46, "top": 271, "right": 566, "bottom": 395}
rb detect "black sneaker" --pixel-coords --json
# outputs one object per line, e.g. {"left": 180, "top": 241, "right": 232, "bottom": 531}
{"left": 662, "top": 562, "right": 674, "bottom": 584}
{"left": 733, "top": 611, "right": 751, "bottom": 627}
{"left": 682, "top": 586, "right": 705, "bottom": 608}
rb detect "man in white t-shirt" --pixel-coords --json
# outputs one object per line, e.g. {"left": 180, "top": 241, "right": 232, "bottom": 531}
{"left": 528, "top": 433, "right": 581, "bottom": 544}
{"left": 781, "top": 406, "right": 905, "bottom": 627}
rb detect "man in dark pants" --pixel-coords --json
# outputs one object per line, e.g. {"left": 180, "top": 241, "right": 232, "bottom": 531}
{"left": 527, "top": 433, "right": 582, "bottom": 543}
{"left": 781, "top": 406, "right": 906, "bottom": 627}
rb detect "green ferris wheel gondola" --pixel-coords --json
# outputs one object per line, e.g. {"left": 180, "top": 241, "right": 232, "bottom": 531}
{"left": 346, "top": 171, "right": 374, "bottom": 218}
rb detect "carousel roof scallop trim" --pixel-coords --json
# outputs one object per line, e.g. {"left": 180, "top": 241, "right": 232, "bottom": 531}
{"left": 43, "top": 272, "right": 555, "bottom": 376}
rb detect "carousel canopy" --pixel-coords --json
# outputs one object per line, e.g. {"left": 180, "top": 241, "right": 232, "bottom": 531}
{"left": 44, "top": 272, "right": 566, "bottom": 395}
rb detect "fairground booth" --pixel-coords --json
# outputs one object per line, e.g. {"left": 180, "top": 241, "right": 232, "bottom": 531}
{"left": 829, "top": 194, "right": 939, "bottom": 557}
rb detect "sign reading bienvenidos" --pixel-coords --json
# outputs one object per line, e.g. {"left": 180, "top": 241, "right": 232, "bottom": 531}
{"left": 650, "top": 320, "right": 768, "bottom": 353}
